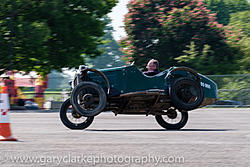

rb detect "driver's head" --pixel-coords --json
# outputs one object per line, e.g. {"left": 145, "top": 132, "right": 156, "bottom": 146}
{"left": 146, "top": 59, "right": 159, "bottom": 71}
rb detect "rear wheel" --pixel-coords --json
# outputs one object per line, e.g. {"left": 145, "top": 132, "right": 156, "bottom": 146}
{"left": 169, "top": 77, "right": 204, "bottom": 110}
{"left": 60, "top": 99, "right": 94, "bottom": 130}
{"left": 155, "top": 109, "right": 188, "bottom": 130}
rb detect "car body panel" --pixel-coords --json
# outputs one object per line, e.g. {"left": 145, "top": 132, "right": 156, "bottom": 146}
{"left": 88, "top": 65, "right": 217, "bottom": 100}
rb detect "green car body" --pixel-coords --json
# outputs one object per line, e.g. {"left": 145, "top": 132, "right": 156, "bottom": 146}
{"left": 89, "top": 65, "right": 217, "bottom": 101}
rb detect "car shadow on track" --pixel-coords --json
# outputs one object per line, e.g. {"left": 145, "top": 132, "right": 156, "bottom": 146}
{"left": 86, "top": 129, "right": 233, "bottom": 132}
{"left": 181, "top": 129, "right": 233, "bottom": 131}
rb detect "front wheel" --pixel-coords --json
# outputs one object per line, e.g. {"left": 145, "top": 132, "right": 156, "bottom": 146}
{"left": 155, "top": 109, "right": 188, "bottom": 130}
{"left": 60, "top": 99, "right": 94, "bottom": 130}
{"left": 71, "top": 82, "right": 107, "bottom": 117}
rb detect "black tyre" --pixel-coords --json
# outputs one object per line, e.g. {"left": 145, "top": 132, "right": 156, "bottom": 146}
{"left": 71, "top": 82, "right": 107, "bottom": 117}
{"left": 155, "top": 110, "right": 188, "bottom": 130}
{"left": 169, "top": 77, "right": 204, "bottom": 110}
{"left": 60, "top": 99, "right": 94, "bottom": 130}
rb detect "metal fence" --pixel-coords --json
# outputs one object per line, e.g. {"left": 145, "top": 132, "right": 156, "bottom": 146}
{"left": 206, "top": 74, "right": 250, "bottom": 107}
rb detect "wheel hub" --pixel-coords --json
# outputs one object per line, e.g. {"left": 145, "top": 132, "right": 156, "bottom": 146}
{"left": 179, "top": 85, "right": 194, "bottom": 102}
{"left": 72, "top": 109, "right": 82, "bottom": 119}
{"left": 167, "top": 109, "right": 178, "bottom": 119}
{"left": 82, "top": 94, "right": 94, "bottom": 107}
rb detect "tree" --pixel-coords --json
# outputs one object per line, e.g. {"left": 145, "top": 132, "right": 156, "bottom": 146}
{"left": 86, "top": 17, "right": 125, "bottom": 69}
{"left": 226, "top": 10, "right": 250, "bottom": 73}
{"left": 175, "top": 42, "right": 216, "bottom": 74}
{"left": 203, "top": 0, "right": 250, "bottom": 25}
{"left": 229, "top": 10, "right": 250, "bottom": 37}
{"left": 237, "top": 37, "right": 250, "bottom": 73}
{"left": 0, "top": 0, "right": 117, "bottom": 75}
{"left": 121, "top": 0, "right": 241, "bottom": 74}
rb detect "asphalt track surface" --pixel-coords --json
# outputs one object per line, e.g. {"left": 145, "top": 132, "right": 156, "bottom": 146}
{"left": 1, "top": 108, "right": 250, "bottom": 167}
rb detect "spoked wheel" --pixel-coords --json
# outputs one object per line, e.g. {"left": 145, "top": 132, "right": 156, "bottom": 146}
{"left": 155, "top": 109, "right": 188, "bottom": 130}
{"left": 170, "top": 77, "right": 204, "bottom": 110}
{"left": 71, "top": 82, "right": 107, "bottom": 117}
{"left": 60, "top": 99, "right": 94, "bottom": 130}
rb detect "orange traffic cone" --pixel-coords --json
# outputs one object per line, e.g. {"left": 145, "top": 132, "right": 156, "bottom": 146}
{"left": 0, "top": 86, "right": 17, "bottom": 141}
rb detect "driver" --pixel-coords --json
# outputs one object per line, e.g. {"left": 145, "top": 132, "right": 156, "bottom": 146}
{"left": 143, "top": 59, "right": 160, "bottom": 76}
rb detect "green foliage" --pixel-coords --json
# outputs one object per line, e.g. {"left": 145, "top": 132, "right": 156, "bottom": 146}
{"left": 86, "top": 17, "right": 125, "bottom": 69}
{"left": 203, "top": 1, "right": 250, "bottom": 74}
{"left": 224, "top": 23, "right": 250, "bottom": 73}
{"left": 203, "top": 0, "right": 250, "bottom": 25}
{"left": 0, "top": 0, "right": 117, "bottom": 75}
{"left": 237, "top": 37, "right": 250, "bottom": 73}
{"left": 229, "top": 10, "right": 250, "bottom": 37}
{"left": 175, "top": 41, "right": 216, "bottom": 74}
{"left": 121, "top": 0, "right": 241, "bottom": 74}
{"left": 175, "top": 41, "right": 199, "bottom": 63}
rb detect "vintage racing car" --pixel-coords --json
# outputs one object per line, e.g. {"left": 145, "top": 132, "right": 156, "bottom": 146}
{"left": 60, "top": 64, "right": 217, "bottom": 130}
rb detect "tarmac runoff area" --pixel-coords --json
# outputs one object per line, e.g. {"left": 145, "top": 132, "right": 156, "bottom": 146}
{"left": 1, "top": 108, "right": 250, "bottom": 167}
